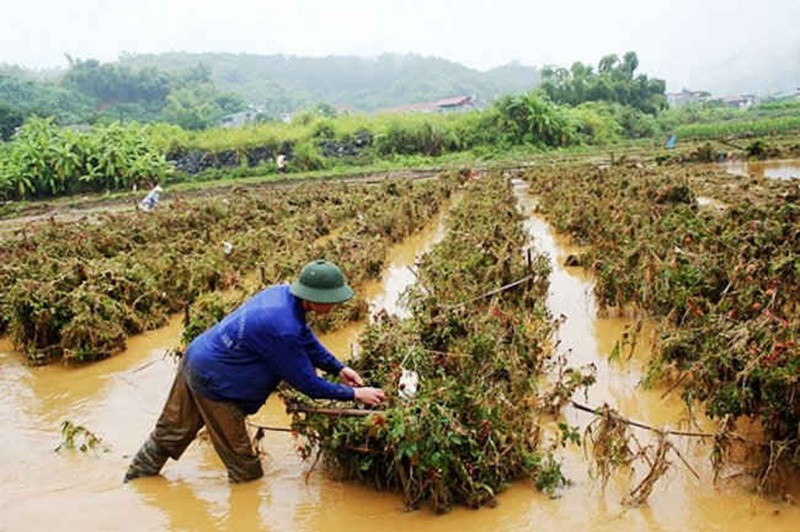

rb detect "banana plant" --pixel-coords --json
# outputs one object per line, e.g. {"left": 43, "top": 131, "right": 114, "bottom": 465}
{"left": 0, "top": 118, "right": 171, "bottom": 199}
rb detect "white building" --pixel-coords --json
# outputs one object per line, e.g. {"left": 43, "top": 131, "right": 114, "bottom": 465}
{"left": 666, "top": 89, "right": 710, "bottom": 108}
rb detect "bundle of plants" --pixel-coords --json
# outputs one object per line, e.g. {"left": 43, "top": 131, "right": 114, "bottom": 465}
{"left": 524, "top": 163, "right": 800, "bottom": 487}
{"left": 280, "top": 173, "right": 594, "bottom": 512}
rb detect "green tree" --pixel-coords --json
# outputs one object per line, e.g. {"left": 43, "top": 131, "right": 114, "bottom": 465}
{"left": 58, "top": 58, "right": 242, "bottom": 128}
{"left": 0, "top": 74, "right": 94, "bottom": 124}
{"left": 0, "top": 105, "right": 24, "bottom": 140}
{"left": 161, "top": 86, "right": 225, "bottom": 130}
{"left": 117, "top": 52, "right": 541, "bottom": 113}
{"left": 541, "top": 52, "right": 666, "bottom": 114}
{"left": 62, "top": 57, "right": 170, "bottom": 105}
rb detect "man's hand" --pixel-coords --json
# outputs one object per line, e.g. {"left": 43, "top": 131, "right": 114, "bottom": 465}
{"left": 339, "top": 366, "right": 364, "bottom": 387}
{"left": 354, "top": 387, "right": 386, "bottom": 406}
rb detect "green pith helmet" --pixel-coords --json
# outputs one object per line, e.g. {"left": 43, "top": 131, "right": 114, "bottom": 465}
{"left": 290, "top": 260, "right": 355, "bottom": 304}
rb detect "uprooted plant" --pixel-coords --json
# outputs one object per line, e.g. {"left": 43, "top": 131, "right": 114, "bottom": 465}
{"left": 55, "top": 420, "right": 108, "bottom": 453}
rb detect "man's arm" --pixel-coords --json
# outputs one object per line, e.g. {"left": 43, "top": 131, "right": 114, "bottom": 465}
{"left": 300, "top": 326, "right": 364, "bottom": 386}
{"left": 269, "top": 333, "right": 384, "bottom": 405}
{"left": 271, "top": 333, "right": 354, "bottom": 400}
{"left": 300, "top": 324, "right": 345, "bottom": 375}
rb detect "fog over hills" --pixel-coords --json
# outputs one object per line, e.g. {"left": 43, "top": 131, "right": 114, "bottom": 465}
{"left": 687, "top": 42, "right": 800, "bottom": 96}
{"left": 3, "top": 0, "right": 799, "bottom": 104}
{"left": 117, "top": 52, "right": 541, "bottom": 112}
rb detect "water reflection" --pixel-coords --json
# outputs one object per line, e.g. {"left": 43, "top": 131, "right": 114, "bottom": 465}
{"left": 724, "top": 159, "right": 800, "bottom": 180}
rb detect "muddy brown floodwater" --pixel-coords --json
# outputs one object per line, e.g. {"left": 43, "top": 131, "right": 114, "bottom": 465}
{"left": 512, "top": 179, "right": 800, "bottom": 531}
{"left": 2, "top": 186, "right": 800, "bottom": 531}
{"left": 724, "top": 159, "right": 800, "bottom": 180}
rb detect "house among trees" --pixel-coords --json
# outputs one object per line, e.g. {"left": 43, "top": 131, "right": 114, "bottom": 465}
{"left": 718, "top": 94, "right": 756, "bottom": 109}
{"left": 666, "top": 89, "right": 710, "bottom": 107}
{"left": 382, "top": 95, "right": 475, "bottom": 114}
{"left": 433, "top": 96, "right": 475, "bottom": 112}
{"left": 219, "top": 107, "right": 261, "bottom": 128}
{"left": 667, "top": 90, "right": 759, "bottom": 110}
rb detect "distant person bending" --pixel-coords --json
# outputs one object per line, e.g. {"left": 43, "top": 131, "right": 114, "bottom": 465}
{"left": 139, "top": 184, "right": 163, "bottom": 212}
{"left": 276, "top": 153, "right": 287, "bottom": 174}
{"left": 124, "top": 260, "right": 385, "bottom": 483}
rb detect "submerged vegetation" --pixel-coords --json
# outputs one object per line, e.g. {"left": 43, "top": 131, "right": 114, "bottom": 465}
{"left": 280, "top": 173, "right": 594, "bottom": 512}
{"left": 55, "top": 420, "right": 107, "bottom": 453}
{"left": 3, "top": 129, "right": 800, "bottom": 511}
{"left": 1, "top": 177, "right": 453, "bottom": 363}
{"left": 3, "top": 47, "right": 800, "bottom": 516}
{"left": 178, "top": 175, "right": 457, "bottom": 346}
{"left": 524, "top": 162, "right": 800, "bottom": 489}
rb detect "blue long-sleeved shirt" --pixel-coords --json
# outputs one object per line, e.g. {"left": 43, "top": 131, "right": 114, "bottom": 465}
{"left": 183, "top": 285, "right": 354, "bottom": 414}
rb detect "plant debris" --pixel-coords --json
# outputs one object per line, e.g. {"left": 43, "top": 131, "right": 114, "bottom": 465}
{"left": 525, "top": 162, "right": 800, "bottom": 491}
{"left": 280, "top": 173, "right": 594, "bottom": 512}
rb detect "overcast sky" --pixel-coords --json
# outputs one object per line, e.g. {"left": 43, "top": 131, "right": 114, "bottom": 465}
{"left": 2, "top": 0, "right": 799, "bottom": 91}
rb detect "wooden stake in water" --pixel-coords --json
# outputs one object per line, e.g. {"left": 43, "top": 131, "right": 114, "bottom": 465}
{"left": 526, "top": 248, "right": 533, "bottom": 291}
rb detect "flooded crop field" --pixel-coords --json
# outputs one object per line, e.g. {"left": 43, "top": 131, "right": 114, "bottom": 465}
{"left": 2, "top": 162, "right": 800, "bottom": 531}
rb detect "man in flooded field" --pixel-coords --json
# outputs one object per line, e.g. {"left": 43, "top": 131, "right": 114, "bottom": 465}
{"left": 125, "top": 260, "right": 385, "bottom": 483}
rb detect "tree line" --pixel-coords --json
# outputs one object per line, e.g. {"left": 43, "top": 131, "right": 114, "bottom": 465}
{"left": 0, "top": 58, "right": 245, "bottom": 138}
{"left": 540, "top": 52, "right": 666, "bottom": 114}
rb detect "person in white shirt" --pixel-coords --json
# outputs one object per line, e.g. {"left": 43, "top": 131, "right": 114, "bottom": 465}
{"left": 139, "top": 184, "right": 163, "bottom": 212}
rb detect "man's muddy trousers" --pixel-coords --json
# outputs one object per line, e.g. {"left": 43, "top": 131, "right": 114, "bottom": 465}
{"left": 124, "top": 363, "right": 264, "bottom": 483}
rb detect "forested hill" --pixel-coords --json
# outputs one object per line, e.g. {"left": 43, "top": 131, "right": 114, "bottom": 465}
{"left": 117, "top": 52, "right": 540, "bottom": 113}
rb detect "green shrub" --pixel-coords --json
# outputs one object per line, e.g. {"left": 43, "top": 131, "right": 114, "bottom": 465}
{"left": 292, "top": 141, "right": 328, "bottom": 171}
{"left": 0, "top": 117, "right": 171, "bottom": 200}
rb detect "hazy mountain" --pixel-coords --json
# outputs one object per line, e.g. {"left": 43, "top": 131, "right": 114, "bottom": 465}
{"left": 117, "top": 52, "right": 541, "bottom": 114}
{"left": 676, "top": 41, "right": 800, "bottom": 97}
